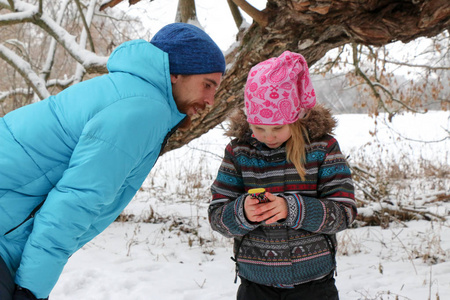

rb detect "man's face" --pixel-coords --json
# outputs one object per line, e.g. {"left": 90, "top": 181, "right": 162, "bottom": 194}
{"left": 170, "top": 73, "right": 222, "bottom": 117}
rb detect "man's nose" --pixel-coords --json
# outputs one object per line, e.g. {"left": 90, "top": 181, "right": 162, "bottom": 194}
{"left": 205, "top": 94, "right": 215, "bottom": 106}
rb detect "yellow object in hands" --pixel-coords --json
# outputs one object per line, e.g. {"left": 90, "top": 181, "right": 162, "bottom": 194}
{"left": 248, "top": 188, "right": 265, "bottom": 194}
{"left": 248, "top": 188, "right": 269, "bottom": 203}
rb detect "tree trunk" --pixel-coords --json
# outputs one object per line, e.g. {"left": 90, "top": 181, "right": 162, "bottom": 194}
{"left": 162, "top": 0, "right": 450, "bottom": 154}
{"left": 176, "top": 0, "right": 197, "bottom": 23}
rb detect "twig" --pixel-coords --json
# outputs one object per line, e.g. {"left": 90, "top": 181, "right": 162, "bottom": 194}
{"left": 40, "top": 0, "right": 70, "bottom": 82}
{"left": 194, "top": 278, "right": 207, "bottom": 289}
{"left": 391, "top": 228, "right": 418, "bottom": 275}
{"left": 74, "top": 0, "right": 95, "bottom": 52}
{"left": 0, "top": 88, "right": 33, "bottom": 102}
{"left": 351, "top": 43, "right": 421, "bottom": 114}
{"left": 1, "top": 1, "right": 108, "bottom": 73}
{"left": 185, "top": 145, "right": 224, "bottom": 160}
{"left": 0, "top": 44, "right": 50, "bottom": 100}
{"left": 99, "top": 0, "right": 123, "bottom": 11}
{"left": 231, "top": 0, "right": 269, "bottom": 27}
{"left": 6, "top": 0, "right": 14, "bottom": 10}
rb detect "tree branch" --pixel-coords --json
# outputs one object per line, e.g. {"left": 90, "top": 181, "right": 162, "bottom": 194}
{"left": 227, "top": 0, "right": 243, "bottom": 29}
{"left": 310, "top": 46, "right": 345, "bottom": 74}
{"left": 176, "top": 0, "right": 198, "bottom": 24}
{"left": 0, "top": 44, "right": 50, "bottom": 100}
{"left": 10, "top": 0, "right": 108, "bottom": 74}
{"left": 74, "top": 0, "right": 95, "bottom": 52}
{"left": 99, "top": 0, "right": 123, "bottom": 11}
{"left": 46, "top": 77, "right": 76, "bottom": 90}
{"left": 382, "top": 59, "right": 449, "bottom": 70}
{"left": 73, "top": 0, "right": 99, "bottom": 84}
{"left": 231, "top": 0, "right": 268, "bottom": 28}
{"left": 351, "top": 43, "right": 421, "bottom": 114}
{"left": 0, "top": 10, "right": 35, "bottom": 25}
{"left": 6, "top": 0, "right": 14, "bottom": 10}
{"left": 40, "top": 0, "right": 71, "bottom": 82}
{"left": 0, "top": 88, "right": 33, "bottom": 103}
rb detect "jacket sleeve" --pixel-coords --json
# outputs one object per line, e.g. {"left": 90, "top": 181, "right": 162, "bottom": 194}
{"left": 209, "top": 143, "right": 258, "bottom": 238}
{"left": 15, "top": 98, "right": 170, "bottom": 298}
{"left": 280, "top": 137, "right": 357, "bottom": 234}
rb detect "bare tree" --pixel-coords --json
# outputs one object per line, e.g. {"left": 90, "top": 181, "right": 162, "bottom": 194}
{"left": 311, "top": 33, "right": 449, "bottom": 118}
{"left": 0, "top": 0, "right": 140, "bottom": 113}
{"left": 1, "top": 0, "right": 449, "bottom": 152}
{"left": 157, "top": 0, "right": 450, "bottom": 153}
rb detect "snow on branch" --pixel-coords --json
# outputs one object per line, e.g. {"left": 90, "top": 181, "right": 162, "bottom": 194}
{"left": 46, "top": 77, "right": 76, "bottom": 90}
{"left": 0, "top": 9, "right": 36, "bottom": 25}
{"left": 0, "top": 88, "right": 33, "bottom": 103}
{"left": 72, "top": 0, "right": 99, "bottom": 84}
{"left": 40, "top": 0, "right": 70, "bottom": 82}
{"left": 6, "top": 0, "right": 108, "bottom": 74}
{"left": 0, "top": 44, "right": 50, "bottom": 100}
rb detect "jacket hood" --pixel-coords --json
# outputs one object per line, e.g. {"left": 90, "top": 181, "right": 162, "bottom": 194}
{"left": 225, "top": 104, "right": 337, "bottom": 141}
{"left": 107, "top": 39, "right": 172, "bottom": 100}
{"left": 107, "top": 39, "right": 185, "bottom": 126}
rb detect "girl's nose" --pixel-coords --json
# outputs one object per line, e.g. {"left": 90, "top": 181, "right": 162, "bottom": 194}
{"left": 265, "top": 134, "right": 275, "bottom": 142}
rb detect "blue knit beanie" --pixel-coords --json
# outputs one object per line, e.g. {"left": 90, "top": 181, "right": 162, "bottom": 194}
{"left": 150, "top": 23, "right": 226, "bottom": 75}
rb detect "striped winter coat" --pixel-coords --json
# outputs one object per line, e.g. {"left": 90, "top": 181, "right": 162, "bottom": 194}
{"left": 209, "top": 105, "right": 357, "bottom": 287}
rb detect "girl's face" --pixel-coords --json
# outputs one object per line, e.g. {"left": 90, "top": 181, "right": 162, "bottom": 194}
{"left": 250, "top": 124, "right": 292, "bottom": 149}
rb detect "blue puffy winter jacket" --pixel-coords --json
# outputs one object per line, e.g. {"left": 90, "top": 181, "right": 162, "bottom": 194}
{"left": 0, "top": 39, "right": 186, "bottom": 298}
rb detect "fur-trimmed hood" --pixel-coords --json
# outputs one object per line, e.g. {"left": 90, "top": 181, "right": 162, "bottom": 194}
{"left": 225, "top": 104, "right": 337, "bottom": 141}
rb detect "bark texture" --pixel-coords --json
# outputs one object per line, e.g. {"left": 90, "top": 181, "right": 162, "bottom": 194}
{"left": 162, "top": 0, "right": 450, "bottom": 153}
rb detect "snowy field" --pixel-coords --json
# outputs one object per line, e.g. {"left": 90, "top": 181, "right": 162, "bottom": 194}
{"left": 49, "top": 111, "right": 450, "bottom": 300}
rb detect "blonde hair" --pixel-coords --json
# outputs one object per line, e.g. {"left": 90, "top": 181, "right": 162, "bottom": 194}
{"left": 286, "top": 115, "right": 310, "bottom": 181}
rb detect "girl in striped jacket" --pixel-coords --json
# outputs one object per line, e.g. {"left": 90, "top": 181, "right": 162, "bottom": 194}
{"left": 209, "top": 51, "right": 357, "bottom": 300}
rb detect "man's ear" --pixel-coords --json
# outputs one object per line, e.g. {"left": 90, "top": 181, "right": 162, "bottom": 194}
{"left": 170, "top": 74, "right": 179, "bottom": 84}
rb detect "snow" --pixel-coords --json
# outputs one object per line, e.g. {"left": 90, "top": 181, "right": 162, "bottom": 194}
{"left": 0, "top": 44, "right": 50, "bottom": 99}
{"left": 50, "top": 111, "right": 450, "bottom": 299}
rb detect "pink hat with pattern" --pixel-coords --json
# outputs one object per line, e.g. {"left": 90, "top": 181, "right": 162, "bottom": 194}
{"left": 244, "top": 51, "right": 316, "bottom": 125}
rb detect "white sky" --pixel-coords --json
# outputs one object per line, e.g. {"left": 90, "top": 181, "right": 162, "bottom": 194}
{"left": 116, "top": 0, "right": 267, "bottom": 51}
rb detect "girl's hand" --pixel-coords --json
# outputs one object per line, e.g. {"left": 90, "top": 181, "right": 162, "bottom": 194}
{"left": 244, "top": 192, "right": 288, "bottom": 224}
{"left": 243, "top": 195, "right": 263, "bottom": 223}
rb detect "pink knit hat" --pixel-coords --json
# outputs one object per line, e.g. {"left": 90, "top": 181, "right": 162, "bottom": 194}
{"left": 244, "top": 51, "right": 316, "bottom": 125}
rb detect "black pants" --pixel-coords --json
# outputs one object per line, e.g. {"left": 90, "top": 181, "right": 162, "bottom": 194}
{"left": 0, "top": 255, "right": 14, "bottom": 300}
{"left": 237, "top": 273, "right": 339, "bottom": 300}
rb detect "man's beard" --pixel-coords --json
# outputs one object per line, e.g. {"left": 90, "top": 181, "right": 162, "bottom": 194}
{"left": 177, "top": 116, "right": 192, "bottom": 131}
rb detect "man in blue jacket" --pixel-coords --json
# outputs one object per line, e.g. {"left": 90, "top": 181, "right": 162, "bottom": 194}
{"left": 0, "top": 22, "right": 225, "bottom": 300}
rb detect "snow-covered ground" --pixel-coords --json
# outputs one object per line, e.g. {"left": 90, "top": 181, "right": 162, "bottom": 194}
{"left": 50, "top": 111, "right": 450, "bottom": 300}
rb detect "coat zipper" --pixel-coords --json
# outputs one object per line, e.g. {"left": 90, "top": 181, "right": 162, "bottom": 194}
{"left": 4, "top": 201, "right": 45, "bottom": 235}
